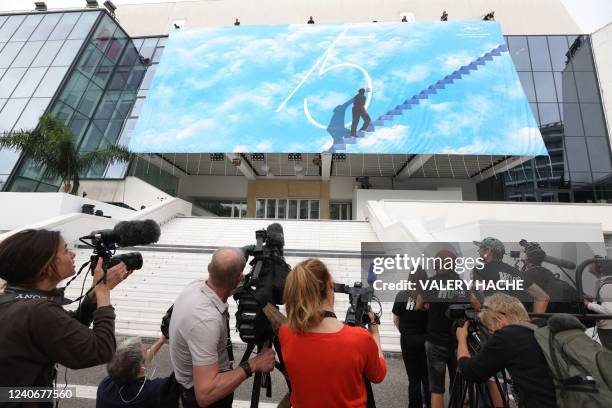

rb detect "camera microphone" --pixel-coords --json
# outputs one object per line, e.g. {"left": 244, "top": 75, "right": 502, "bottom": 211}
{"left": 542, "top": 255, "right": 576, "bottom": 270}
{"left": 113, "top": 219, "right": 161, "bottom": 247}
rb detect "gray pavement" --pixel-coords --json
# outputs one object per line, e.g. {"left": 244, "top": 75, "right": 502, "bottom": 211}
{"left": 57, "top": 338, "right": 412, "bottom": 408}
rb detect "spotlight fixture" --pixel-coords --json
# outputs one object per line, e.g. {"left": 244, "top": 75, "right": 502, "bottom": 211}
{"left": 251, "top": 153, "right": 265, "bottom": 161}
{"left": 210, "top": 153, "right": 224, "bottom": 161}
{"left": 288, "top": 153, "right": 302, "bottom": 161}
{"left": 103, "top": 0, "right": 116, "bottom": 16}
{"left": 401, "top": 16, "right": 407, "bottom": 22}
{"left": 231, "top": 158, "right": 241, "bottom": 166}
{"left": 307, "top": 16, "right": 315, "bottom": 24}
{"left": 483, "top": 11, "right": 495, "bottom": 21}
{"left": 234, "top": 18, "right": 240, "bottom": 26}
{"left": 441, "top": 11, "right": 448, "bottom": 21}
{"left": 34, "top": 2, "right": 47, "bottom": 11}
{"left": 332, "top": 153, "right": 346, "bottom": 161}
{"left": 86, "top": 0, "right": 99, "bottom": 8}
{"left": 138, "top": 56, "right": 151, "bottom": 66}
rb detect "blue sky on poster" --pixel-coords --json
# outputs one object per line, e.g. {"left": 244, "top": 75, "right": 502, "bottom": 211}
{"left": 129, "top": 21, "right": 547, "bottom": 155}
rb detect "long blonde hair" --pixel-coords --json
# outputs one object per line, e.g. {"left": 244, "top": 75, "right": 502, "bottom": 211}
{"left": 284, "top": 258, "right": 331, "bottom": 332}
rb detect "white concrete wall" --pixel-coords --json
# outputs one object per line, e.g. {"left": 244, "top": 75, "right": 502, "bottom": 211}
{"left": 113, "top": 0, "right": 582, "bottom": 37}
{"left": 353, "top": 189, "right": 463, "bottom": 220}
{"left": 0, "top": 192, "right": 134, "bottom": 231}
{"left": 78, "top": 177, "right": 172, "bottom": 210}
{"left": 178, "top": 175, "right": 248, "bottom": 200}
{"left": 592, "top": 22, "right": 612, "bottom": 148}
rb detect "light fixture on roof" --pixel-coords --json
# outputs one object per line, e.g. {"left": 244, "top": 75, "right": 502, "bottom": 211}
{"left": 231, "top": 158, "right": 241, "bottom": 167}
{"left": 34, "top": 2, "right": 47, "bottom": 11}
{"left": 441, "top": 11, "right": 448, "bottom": 21}
{"left": 483, "top": 11, "right": 495, "bottom": 21}
{"left": 251, "top": 153, "right": 265, "bottom": 161}
{"left": 210, "top": 153, "right": 224, "bottom": 161}
{"left": 332, "top": 153, "right": 346, "bottom": 161}
{"left": 288, "top": 153, "right": 302, "bottom": 161}
{"left": 103, "top": 0, "right": 117, "bottom": 16}
{"left": 86, "top": 0, "right": 99, "bottom": 8}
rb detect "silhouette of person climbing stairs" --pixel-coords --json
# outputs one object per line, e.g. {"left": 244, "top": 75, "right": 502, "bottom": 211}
{"left": 350, "top": 88, "right": 371, "bottom": 137}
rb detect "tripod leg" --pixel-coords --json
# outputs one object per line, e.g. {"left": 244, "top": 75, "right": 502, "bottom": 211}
{"left": 250, "top": 371, "right": 262, "bottom": 408}
{"left": 364, "top": 378, "right": 376, "bottom": 408}
{"left": 241, "top": 343, "right": 255, "bottom": 364}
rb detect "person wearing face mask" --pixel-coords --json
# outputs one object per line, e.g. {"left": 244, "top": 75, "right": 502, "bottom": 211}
{"left": 279, "top": 258, "right": 387, "bottom": 408}
{"left": 0, "top": 229, "right": 131, "bottom": 408}
{"left": 96, "top": 334, "right": 167, "bottom": 407}
{"left": 455, "top": 293, "right": 557, "bottom": 408}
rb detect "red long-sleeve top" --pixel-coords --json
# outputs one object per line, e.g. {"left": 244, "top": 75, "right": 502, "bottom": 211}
{"left": 279, "top": 323, "right": 387, "bottom": 408}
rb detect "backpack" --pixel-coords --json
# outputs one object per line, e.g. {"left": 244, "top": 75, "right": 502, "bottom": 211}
{"left": 516, "top": 314, "right": 612, "bottom": 408}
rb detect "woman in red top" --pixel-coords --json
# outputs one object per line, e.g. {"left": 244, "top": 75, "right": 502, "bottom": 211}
{"left": 279, "top": 258, "right": 387, "bottom": 408}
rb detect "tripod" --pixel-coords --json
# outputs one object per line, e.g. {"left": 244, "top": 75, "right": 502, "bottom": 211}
{"left": 448, "top": 368, "right": 508, "bottom": 408}
{"left": 239, "top": 336, "right": 291, "bottom": 408}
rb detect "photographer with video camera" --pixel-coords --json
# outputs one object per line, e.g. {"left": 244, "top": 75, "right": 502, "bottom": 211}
{"left": 473, "top": 238, "right": 550, "bottom": 314}
{"left": 279, "top": 258, "right": 387, "bottom": 408}
{"left": 0, "top": 229, "right": 131, "bottom": 406}
{"left": 417, "top": 249, "right": 469, "bottom": 408}
{"left": 169, "top": 247, "right": 276, "bottom": 408}
{"left": 455, "top": 293, "right": 557, "bottom": 407}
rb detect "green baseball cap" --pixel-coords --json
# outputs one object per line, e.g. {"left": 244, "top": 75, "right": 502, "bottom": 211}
{"left": 473, "top": 237, "right": 505, "bottom": 256}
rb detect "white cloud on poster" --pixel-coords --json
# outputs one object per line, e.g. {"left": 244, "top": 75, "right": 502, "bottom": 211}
{"left": 357, "top": 125, "right": 408, "bottom": 148}
{"left": 391, "top": 65, "right": 430, "bottom": 83}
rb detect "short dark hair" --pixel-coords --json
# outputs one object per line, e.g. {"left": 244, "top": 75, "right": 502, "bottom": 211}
{"left": 0, "top": 229, "right": 60, "bottom": 285}
{"left": 107, "top": 338, "right": 144, "bottom": 385}
{"left": 358, "top": 88, "right": 365, "bottom": 94}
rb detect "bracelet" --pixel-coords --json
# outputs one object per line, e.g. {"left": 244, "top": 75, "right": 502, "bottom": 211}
{"left": 240, "top": 361, "right": 253, "bottom": 378}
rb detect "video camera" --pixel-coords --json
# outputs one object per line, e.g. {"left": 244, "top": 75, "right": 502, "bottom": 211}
{"left": 334, "top": 282, "right": 381, "bottom": 327}
{"left": 233, "top": 223, "right": 290, "bottom": 344}
{"left": 446, "top": 304, "right": 491, "bottom": 353}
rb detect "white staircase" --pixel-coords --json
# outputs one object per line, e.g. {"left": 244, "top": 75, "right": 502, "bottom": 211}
{"left": 64, "top": 217, "right": 401, "bottom": 352}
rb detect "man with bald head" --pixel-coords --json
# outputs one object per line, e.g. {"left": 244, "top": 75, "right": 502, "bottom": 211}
{"left": 169, "top": 248, "right": 276, "bottom": 408}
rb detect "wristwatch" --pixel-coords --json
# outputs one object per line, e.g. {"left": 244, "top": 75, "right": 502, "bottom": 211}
{"left": 240, "top": 361, "right": 253, "bottom": 378}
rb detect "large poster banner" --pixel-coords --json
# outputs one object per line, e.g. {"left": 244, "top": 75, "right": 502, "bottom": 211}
{"left": 130, "top": 22, "right": 548, "bottom": 155}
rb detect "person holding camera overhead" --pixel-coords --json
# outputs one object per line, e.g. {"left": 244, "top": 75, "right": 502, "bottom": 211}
{"left": 279, "top": 258, "right": 387, "bottom": 408}
{"left": 0, "top": 229, "right": 131, "bottom": 407}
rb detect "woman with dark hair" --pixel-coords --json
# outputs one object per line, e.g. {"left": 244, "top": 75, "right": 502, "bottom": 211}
{"left": 0, "top": 229, "right": 130, "bottom": 406}
{"left": 392, "top": 267, "right": 430, "bottom": 408}
{"left": 279, "top": 258, "right": 386, "bottom": 408}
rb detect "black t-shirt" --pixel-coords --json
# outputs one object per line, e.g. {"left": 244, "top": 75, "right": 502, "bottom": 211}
{"left": 96, "top": 376, "right": 167, "bottom": 408}
{"left": 458, "top": 325, "right": 557, "bottom": 408}
{"left": 353, "top": 93, "right": 366, "bottom": 110}
{"left": 392, "top": 290, "right": 428, "bottom": 335}
{"left": 474, "top": 260, "right": 534, "bottom": 300}
{"left": 421, "top": 272, "right": 470, "bottom": 347}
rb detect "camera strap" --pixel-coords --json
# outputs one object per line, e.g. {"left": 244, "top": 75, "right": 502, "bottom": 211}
{"left": 322, "top": 311, "right": 337, "bottom": 318}
{"left": 0, "top": 286, "right": 73, "bottom": 306}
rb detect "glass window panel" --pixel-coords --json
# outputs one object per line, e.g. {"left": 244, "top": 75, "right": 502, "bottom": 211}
{"left": 537, "top": 103, "right": 560, "bottom": 126}
{"left": 507, "top": 36, "right": 531, "bottom": 71}
{"left": 9, "top": 176, "right": 39, "bottom": 192}
{"left": 0, "top": 98, "right": 28, "bottom": 132}
{"left": 0, "top": 147, "right": 20, "bottom": 174}
{"left": 288, "top": 199, "right": 298, "bottom": 219}
{"left": 12, "top": 41, "right": 44, "bottom": 67}
{"left": 30, "top": 13, "right": 62, "bottom": 41}
{"left": 36, "top": 182, "right": 60, "bottom": 192}
{"left": 0, "top": 42, "right": 25, "bottom": 68}
{"left": 553, "top": 71, "right": 578, "bottom": 103}
{"left": 67, "top": 111, "right": 89, "bottom": 140}
{"left": 310, "top": 200, "right": 319, "bottom": 219}
{"left": 152, "top": 46, "right": 164, "bottom": 63}
{"left": 91, "top": 16, "right": 117, "bottom": 54}
{"left": 51, "top": 101, "right": 74, "bottom": 123}
{"left": 330, "top": 203, "right": 340, "bottom": 220}
{"left": 517, "top": 71, "right": 536, "bottom": 102}
{"left": 34, "top": 66, "right": 68, "bottom": 97}
{"left": 125, "top": 65, "right": 145, "bottom": 91}
{"left": 278, "top": 199, "right": 287, "bottom": 219}
{"left": 12, "top": 14, "right": 44, "bottom": 41}
{"left": 77, "top": 82, "right": 103, "bottom": 117}
{"left": 68, "top": 11, "right": 99, "bottom": 40}
{"left": 113, "top": 93, "right": 135, "bottom": 119}
{"left": 104, "top": 38, "right": 127, "bottom": 64}
{"left": 565, "top": 137, "right": 590, "bottom": 172}
{"left": 593, "top": 173, "right": 612, "bottom": 189}
{"left": 587, "top": 138, "right": 612, "bottom": 173}
{"left": 574, "top": 71, "right": 600, "bottom": 103}
{"left": 156, "top": 37, "right": 167, "bottom": 47}
{"left": 12, "top": 67, "right": 46, "bottom": 98}
{"left": 533, "top": 72, "right": 557, "bottom": 102}
{"left": 52, "top": 39, "right": 82, "bottom": 66}
{"left": 108, "top": 66, "right": 130, "bottom": 90}
{"left": 256, "top": 199, "right": 265, "bottom": 218}
{"left": 79, "top": 120, "right": 104, "bottom": 152}
{"left": 103, "top": 119, "right": 124, "bottom": 145}
{"left": 131, "top": 38, "right": 144, "bottom": 51}
{"left": 104, "top": 161, "right": 129, "bottom": 178}
{"left": 0, "top": 15, "right": 26, "bottom": 42}
{"left": 90, "top": 57, "right": 114, "bottom": 89}
{"left": 0, "top": 42, "right": 5, "bottom": 53}
{"left": 119, "top": 45, "right": 139, "bottom": 66}
{"left": 0, "top": 98, "right": 6, "bottom": 111}
{"left": 528, "top": 102, "right": 539, "bottom": 123}
{"left": 0, "top": 16, "right": 8, "bottom": 30}
{"left": 527, "top": 36, "right": 552, "bottom": 71}
{"left": 570, "top": 36, "right": 594, "bottom": 71}
{"left": 139, "top": 38, "right": 158, "bottom": 59}
{"left": 32, "top": 40, "right": 63, "bottom": 67}
{"left": 139, "top": 64, "right": 157, "bottom": 90}
{"left": 94, "top": 91, "right": 120, "bottom": 119}
{"left": 13, "top": 97, "right": 51, "bottom": 130}
{"left": 299, "top": 200, "right": 309, "bottom": 219}
{"left": 0, "top": 67, "right": 26, "bottom": 97}
{"left": 266, "top": 199, "right": 277, "bottom": 218}
{"left": 559, "top": 103, "right": 584, "bottom": 136}
{"left": 547, "top": 36, "right": 570, "bottom": 71}
{"left": 78, "top": 43, "right": 104, "bottom": 78}
{"left": 59, "top": 71, "right": 89, "bottom": 108}
{"left": 581, "top": 104, "right": 607, "bottom": 136}
{"left": 49, "top": 12, "right": 81, "bottom": 40}
{"left": 130, "top": 97, "right": 145, "bottom": 117}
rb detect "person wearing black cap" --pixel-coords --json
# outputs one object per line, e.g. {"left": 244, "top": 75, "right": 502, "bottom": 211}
{"left": 472, "top": 237, "right": 549, "bottom": 314}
